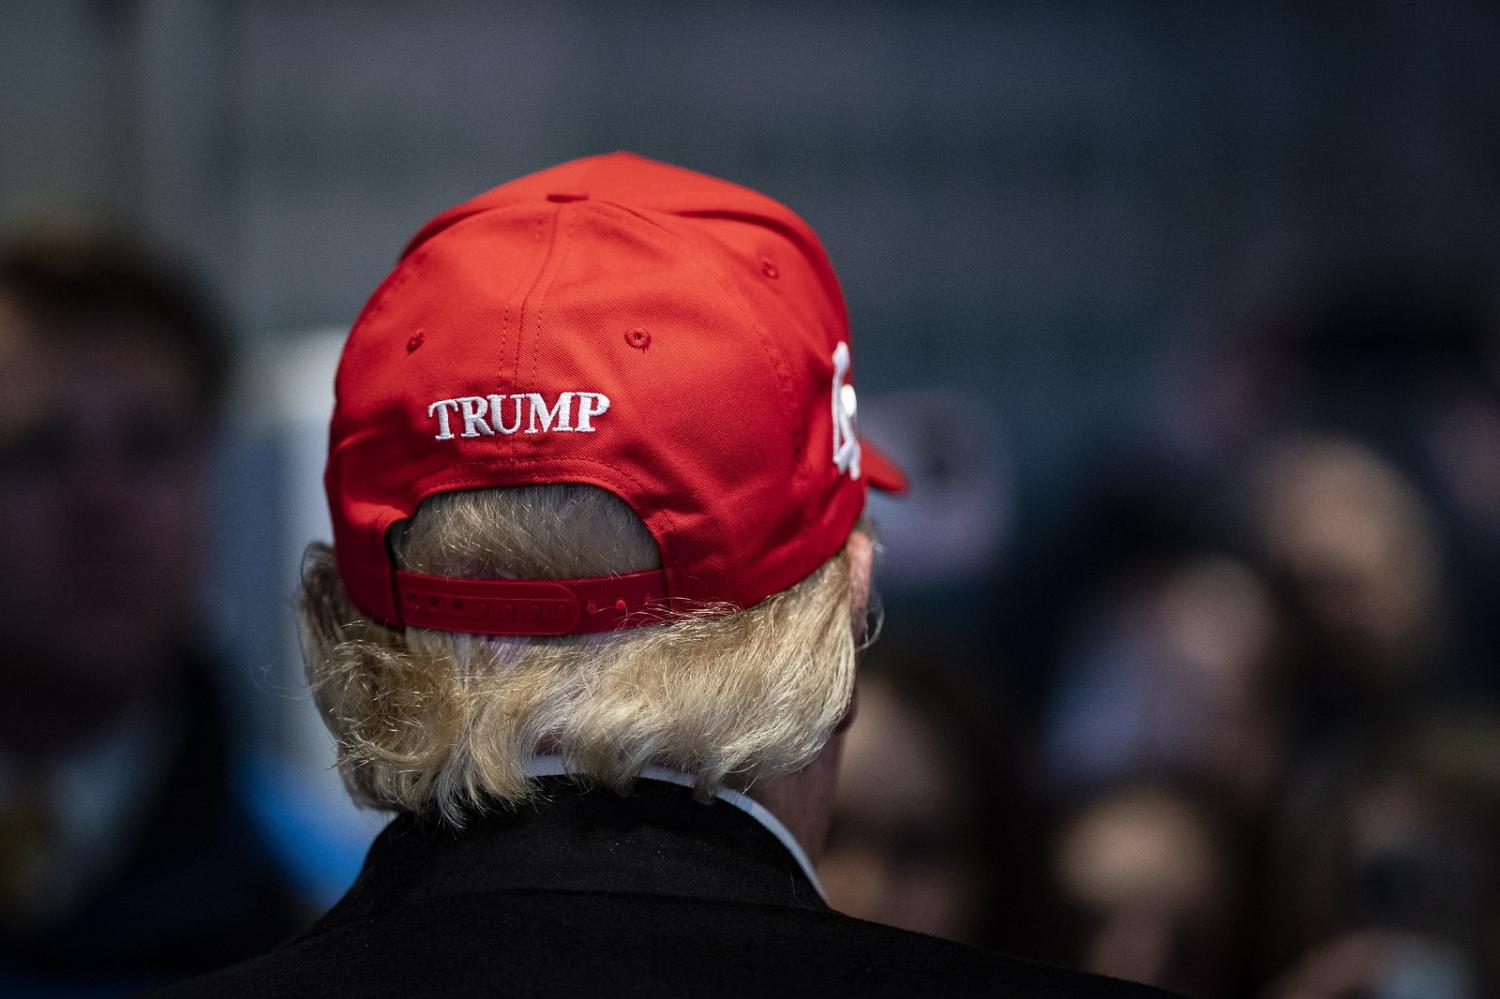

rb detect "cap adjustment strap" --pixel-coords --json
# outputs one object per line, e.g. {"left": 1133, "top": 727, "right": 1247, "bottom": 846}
{"left": 393, "top": 568, "right": 669, "bottom": 637}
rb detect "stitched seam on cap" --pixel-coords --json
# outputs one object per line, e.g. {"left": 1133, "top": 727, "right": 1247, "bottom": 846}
{"left": 508, "top": 213, "right": 555, "bottom": 463}
{"left": 354, "top": 206, "right": 535, "bottom": 335}
{"left": 597, "top": 201, "right": 800, "bottom": 470}
{"left": 531, "top": 206, "right": 579, "bottom": 394}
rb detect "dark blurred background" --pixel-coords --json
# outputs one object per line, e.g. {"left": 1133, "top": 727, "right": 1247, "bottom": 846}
{"left": 2, "top": 2, "right": 1499, "bottom": 996}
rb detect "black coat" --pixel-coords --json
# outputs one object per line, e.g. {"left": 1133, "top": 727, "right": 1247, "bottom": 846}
{"left": 157, "top": 777, "right": 1174, "bottom": 998}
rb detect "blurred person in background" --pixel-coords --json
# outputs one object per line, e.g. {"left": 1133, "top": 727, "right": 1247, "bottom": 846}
{"left": 0, "top": 229, "right": 307, "bottom": 993}
{"left": 1041, "top": 489, "right": 1298, "bottom": 819}
{"left": 1051, "top": 782, "right": 1253, "bottom": 999}
{"left": 1245, "top": 434, "right": 1458, "bottom": 729}
{"left": 1264, "top": 712, "right": 1500, "bottom": 999}
{"left": 1036, "top": 507, "right": 1291, "bottom": 996}
{"left": 1159, "top": 264, "right": 1500, "bottom": 690}
{"left": 1036, "top": 437, "right": 1494, "bottom": 996}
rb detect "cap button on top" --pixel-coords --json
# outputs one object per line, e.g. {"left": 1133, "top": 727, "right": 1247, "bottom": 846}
{"left": 546, "top": 190, "right": 589, "bottom": 203}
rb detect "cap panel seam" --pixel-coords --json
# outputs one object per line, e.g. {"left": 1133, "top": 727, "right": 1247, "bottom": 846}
{"left": 531, "top": 205, "right": 579, "bottom": 400}
{"left": 353, "top": 205, "right": 542, "bottom": 337}
{"left": 593, "top": 201, "right": 802, "bottom": 476}
{"left": 509, "top": 210, "right": 561, "bottom": 466}
{"left": 340, "top": 206, "right": 551, "bottom": 408}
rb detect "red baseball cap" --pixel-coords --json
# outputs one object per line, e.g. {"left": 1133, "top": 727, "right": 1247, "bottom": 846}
{"left": 326, "top": 151, "right": 905, "bottom": 637}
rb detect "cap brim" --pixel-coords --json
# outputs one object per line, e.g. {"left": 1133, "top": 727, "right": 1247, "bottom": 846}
{"left": 861, "top": 437, "right": 908, "bottom": 494}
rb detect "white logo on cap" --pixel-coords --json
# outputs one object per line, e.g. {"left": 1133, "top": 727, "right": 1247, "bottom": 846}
{"left": 831, "top": 342, "right": 861, "bottom": 480}
{"left": 427, "top": 391, "right": 611, "bottom": 439}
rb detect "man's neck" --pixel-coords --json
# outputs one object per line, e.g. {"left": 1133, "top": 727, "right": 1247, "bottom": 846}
{"left": 743, "top": 734, "right": 843, "bottom": 868}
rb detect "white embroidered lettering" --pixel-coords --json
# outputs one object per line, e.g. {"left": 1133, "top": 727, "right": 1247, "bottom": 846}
{"left": 525, "top": 392, "right": 573, "bottom": 434}
{"left": 458, "top": 396, "right": 494, "bottom": 437}
{"left": 428, "top": 399, "right": 460, "bottom": 440}
{"left": 831, "top": 342, "right": 862, "bottom": 480}
{"left": 428, "top": 389, "right": 608, "bottom": 441}
{"left": 486, "top": 394, "right": 524, "bottom": 434}
{"left": 574, "top": 393, "right": 610, "bottom": 432}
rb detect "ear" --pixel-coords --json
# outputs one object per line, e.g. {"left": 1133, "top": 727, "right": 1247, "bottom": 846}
{"left": 848, "top": 528, "right": 874, "bottom": 636}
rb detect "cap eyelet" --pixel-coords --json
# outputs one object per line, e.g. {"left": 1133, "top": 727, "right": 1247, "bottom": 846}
{"left": 625, "top": 328, "right": 651, "bottom": 350}
{"left": 406, "top": 330, "right": 426, "bottom": 353}
{"left": 760, "top": 259, "right": 779, "bottom": 279}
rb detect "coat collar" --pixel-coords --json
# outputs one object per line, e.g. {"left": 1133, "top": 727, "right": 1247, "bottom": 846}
{"left": 309, "top": 775, "right": 831, "bottom": 939}
{"left": 521, "top": 755, "right": 826, "bottom": 902}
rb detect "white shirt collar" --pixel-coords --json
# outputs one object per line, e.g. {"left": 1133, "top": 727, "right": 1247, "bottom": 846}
{"left": 521, "top": 755, "right": 827, "bottom": 902}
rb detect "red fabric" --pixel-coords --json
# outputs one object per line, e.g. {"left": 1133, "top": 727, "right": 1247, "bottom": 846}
{"left": 326, "top": 152, "right": 905, "bottom": 633}
{"left": 395, "top": 568, "right": 670, "bottom": 636}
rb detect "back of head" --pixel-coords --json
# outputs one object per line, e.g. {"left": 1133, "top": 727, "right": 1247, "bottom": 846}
{"left": 305, "top": 154, "right": 903, "bottom": 825}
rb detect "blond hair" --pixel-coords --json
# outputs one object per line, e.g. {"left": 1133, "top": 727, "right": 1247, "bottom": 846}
{"left": 300, "top": 484, "right": 858, "bottom": 825}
